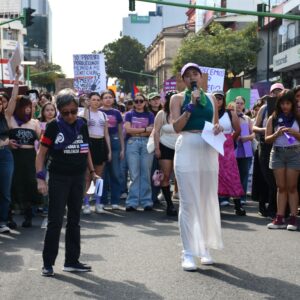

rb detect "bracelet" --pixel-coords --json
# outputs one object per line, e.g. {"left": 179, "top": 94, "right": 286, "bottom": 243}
{"left": 183, "top": 103, "right": 195, "bottom": 113}
{"left": 36, "top": 170, "right": 46, "bottom": 180}
{"left": 90, "top": 170, "right": 95, "bottom": 174}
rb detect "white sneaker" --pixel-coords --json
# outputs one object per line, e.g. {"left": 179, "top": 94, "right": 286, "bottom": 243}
{"left": 95, "top": 204, "right": 105, "bottom": 214}
{"left": 200, "top": 249, "right": 214, "bottom": 265}
{"left": 120, "top": 193, "right": 127, "bottom": 199}
{"left": 157, "top": 192, "right": 164, "bottom": 201}
{"left": 0, "top": 224, "right": 10, "bottom": 233}
{"left": 220, "top": 200, "right": 230, "bottom": 207}
{"left": 83, "top": 205, "right": 91, "bottom": 215}
{"left": 181, "top": 254, "right": 197, "bottom": 271}
{"left": 173, "top": 192, "right": 179, "bottom": 200}
{"left": 112, "top": 204, "right": 120, "bottom": 210}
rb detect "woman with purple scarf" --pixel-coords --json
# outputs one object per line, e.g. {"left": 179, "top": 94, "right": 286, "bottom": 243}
{"left": 6, "top": 68, "right": 41, "bottom": 228}
{"left": 265, "top": 89, "right": 300, "bottom": 231}
{"left": 36, "top": 89, "right": 97, "bottom": 277}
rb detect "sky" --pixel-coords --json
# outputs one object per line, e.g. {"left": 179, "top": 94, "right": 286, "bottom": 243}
{"left": 48, "top": 0, "right": 155, "bottom": 77}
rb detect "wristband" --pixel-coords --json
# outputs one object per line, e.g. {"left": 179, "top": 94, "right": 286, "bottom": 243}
{"left": 183, "top": 103, "right": 195, "bottom": 113}
{"left": 36, "top": 170, "right": 46, "bottom": 180}
{"left": 90, "top": 170, "right": 95, "bottom": 174}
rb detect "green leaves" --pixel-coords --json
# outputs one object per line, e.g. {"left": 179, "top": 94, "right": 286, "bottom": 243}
{"left": 173, "top": 22, "right": 262, "bottom": 78}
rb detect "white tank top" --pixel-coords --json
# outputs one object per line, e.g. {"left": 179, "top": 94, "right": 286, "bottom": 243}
{"left": 219, "top": 112, "right": 233, "bottom": 134}
{"left": 79, "top": 110, "right": 107, "bottom": 137}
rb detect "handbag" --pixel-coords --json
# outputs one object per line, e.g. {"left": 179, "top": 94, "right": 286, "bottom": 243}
{"left": 146, "top": 134, "right": 155, "bottom": 154}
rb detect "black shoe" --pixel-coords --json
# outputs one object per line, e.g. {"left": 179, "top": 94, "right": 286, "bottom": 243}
{"left": 63, "top": 262, "right": 92, "bottom": 272}
{"left": 166, "top": 206, "right": 177, "bottom": 216}
{"left": 41, "top": 266, "right": 54, "bottom": 277}
{"left": 22, "top": 219, "right": 32, "bottom": 228}
{"left": 144, "top": 206, "right": 153, "bottom": 211}
{"left": 6, "top": 220, "right": 17, "bottom": 230}
{"left": 126, "top": 206, "right": 137, "bottom": 212}
{"left": 235, "top": 208, "right": 246, "bottom": 216}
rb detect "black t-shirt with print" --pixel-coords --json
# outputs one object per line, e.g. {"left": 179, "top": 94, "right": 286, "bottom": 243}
{"left": 40, "top": 119, "right": 90, "bottom": 175}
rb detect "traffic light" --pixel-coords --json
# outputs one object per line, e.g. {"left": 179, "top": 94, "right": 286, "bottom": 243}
{"left": 22, "top": 7, "right": 35, "bottom": 28}
{"left": 129, "top": 0, "right": 135, "bottom": 11}
{"left": 257, "top": 4, "right": 267, "bottom": 29}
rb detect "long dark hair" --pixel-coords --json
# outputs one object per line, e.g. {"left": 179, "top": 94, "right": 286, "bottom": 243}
{"left": 14, "top": 96, "right": 32, "bottom": 123}
{"left": 272, "top": 89, "right": 300, "bottom": 125}
{"left": 134, "top": 93, "right": 149, "bottom": 112}
{"left": 0, "top": 98, "right": 4, "bottom": 118}
{"left": 40, "top": 102, "right": 57, "bottom": 122}
{"left": 164, "top": 90, "right": 177, "bottom": 122}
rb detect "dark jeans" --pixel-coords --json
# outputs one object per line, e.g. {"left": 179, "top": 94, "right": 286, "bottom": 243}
{"left": 258, "top": 142, "right": 277, "bottom": 217}
{"left": 11, "top": 148, "right": 37, "bottom": 219}
{"left": 0, "top": 147, "right": 14, "bottom": 224}
{"left": 43, "top": 173, "right": 85, "bottom": 267}
{"left": 237, "top": 157, "right": 252, "bottom": 201}
{"left": 102, "top": 135, "right": 122, "bottom": 205}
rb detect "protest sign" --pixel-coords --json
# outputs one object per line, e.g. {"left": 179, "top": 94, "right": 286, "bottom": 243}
{"left": 8, "top": 43, "right": 22, "bottom": 80}
{"left": 199, "top": 66, "right": 225, "bottom": 93}
{"left": 73, "top": 54, "right": 106, "bottom": 94}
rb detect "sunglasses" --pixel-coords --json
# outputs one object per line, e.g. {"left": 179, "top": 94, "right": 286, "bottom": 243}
{"left": 60, "top": 109, "right": 78, "bottom": 117}
{"left": 215, "top": 96, "right": 224, "bottom": 100}
{"left": 134, "top": 99, "right": 144, "bottom": 104}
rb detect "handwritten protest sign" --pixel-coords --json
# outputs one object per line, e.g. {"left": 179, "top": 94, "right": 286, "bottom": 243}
{"left": 73, "top": 54, "right": 106, "bottom": 94}
{"left": 199, "top": 66, "right": 225, "bottom": 93}
{"left": 8, "top": 43, "right": 22, "bottom": 80}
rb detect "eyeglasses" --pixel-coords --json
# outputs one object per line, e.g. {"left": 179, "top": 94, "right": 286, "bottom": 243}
{"left": 60, "top": 109, "right": 78, "bottom": 117}
{"left": 134, "top": 99, "right": 144, "bottom": 104}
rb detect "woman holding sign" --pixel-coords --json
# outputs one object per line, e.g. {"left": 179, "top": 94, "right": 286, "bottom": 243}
{"left": 265, "top": 89, "right": 300, "bottom": 231}
{"left": 170, "top": 63, "right": 223, "bottom": 271}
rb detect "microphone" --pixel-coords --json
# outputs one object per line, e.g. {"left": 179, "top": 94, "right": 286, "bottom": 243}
{"left": 191, "top": 81, "right": 197, "bottom": 91}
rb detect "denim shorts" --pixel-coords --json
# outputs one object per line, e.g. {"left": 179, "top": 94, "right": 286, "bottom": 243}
{"left": 269, "top": 145, "right": 300, "bottom": 170}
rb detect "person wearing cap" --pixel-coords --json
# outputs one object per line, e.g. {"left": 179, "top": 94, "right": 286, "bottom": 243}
{"left": 170, "top": 62, "right": 223, "bottom": 271}
{"left": 253, "top": 82, "right": 284, "bottom": 218}
{"left": 213, "top": 91, "right": 245, "bottom": 215}
{"left": 148, "top": 92, "right": 163, "bottom": 205}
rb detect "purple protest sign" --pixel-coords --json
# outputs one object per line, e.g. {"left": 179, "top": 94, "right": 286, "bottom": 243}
{"left": 250, "top": 89, "right": 260, "bottom": 109}
{"left": 163, "top": 79, "right": 177, "bottom": 93}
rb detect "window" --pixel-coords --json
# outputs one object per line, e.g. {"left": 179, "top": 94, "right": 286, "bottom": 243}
{"left": 2, "top": 29, "right": 18, "bottom": 41}
{"left": 287, "top": 23, "right": 296, "bottom": 41}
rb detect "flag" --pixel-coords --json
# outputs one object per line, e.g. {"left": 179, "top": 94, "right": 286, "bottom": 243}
{"left": 131, "top": 82, "right": 139, "bottom": 98}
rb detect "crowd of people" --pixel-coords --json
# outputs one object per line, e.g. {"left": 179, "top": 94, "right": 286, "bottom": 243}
{"left": 0, "top": 64, "right": 300, "bottom": 275}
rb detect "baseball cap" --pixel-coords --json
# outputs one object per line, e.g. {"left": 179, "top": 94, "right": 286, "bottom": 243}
{"left": 270, "top": 83, "right": 284, "bottom": 93}
{"left": 212, "top": 90, "right": 225, "bottom": 97}
{"left": 148, "top": 92, "right": 160, "bottom": 100}
{"left": 180, "top": 62, "right": 202, "bottom": 77}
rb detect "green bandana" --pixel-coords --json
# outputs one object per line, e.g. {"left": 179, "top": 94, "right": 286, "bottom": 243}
{"left": 184, "top": 88, "right": 207, "bottom": 107}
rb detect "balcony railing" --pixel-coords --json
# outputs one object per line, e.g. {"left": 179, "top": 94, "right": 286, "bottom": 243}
{"left": 279, "top": 35, "right": 300, "bottom": 52}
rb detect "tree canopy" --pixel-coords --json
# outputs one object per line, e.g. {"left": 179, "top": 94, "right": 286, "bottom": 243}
{"left": 173, "top": 22, "right": 262, "bottom": 78}
{"left": 101, "top": 36, "right": 146, "bottom": 92}
{"left": 30, "top": 62, "right": 65, "bottom": 91}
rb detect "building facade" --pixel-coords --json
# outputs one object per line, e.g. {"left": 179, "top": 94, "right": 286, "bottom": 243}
{"left": 144, "top": 24, "right": 189, "bottom": 89}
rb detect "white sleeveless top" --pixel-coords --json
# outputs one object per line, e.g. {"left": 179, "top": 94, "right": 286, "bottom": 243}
{"left": 219, "top": 112, "right": 233, "bottom": 134}
{"left": 158, "top": 111, "right": 179, "bottom": 150}
{"left": 274, "top": 120, "right": 300, "bottom": 147}
{"left": 79, "top": 110, "right": 107, "bottom": 137}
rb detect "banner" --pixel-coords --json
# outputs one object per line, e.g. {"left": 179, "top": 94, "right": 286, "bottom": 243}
{"left": 199, "top": 66, "right": 225, "bottom": 93}
{"left": 73, "top": 54, "right": 106, "bottom": 94}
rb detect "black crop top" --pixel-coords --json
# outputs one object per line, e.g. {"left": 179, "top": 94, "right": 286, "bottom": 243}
{"left": 9, "top": 128, "right": 38, "bottom": 145}
{"left": 0, "top": 116, "right": 9, "bottom": 141}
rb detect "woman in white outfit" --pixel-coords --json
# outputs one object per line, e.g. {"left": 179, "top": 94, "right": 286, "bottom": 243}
{"left": 170, "top": 63, "right": 224, "bottom": 271}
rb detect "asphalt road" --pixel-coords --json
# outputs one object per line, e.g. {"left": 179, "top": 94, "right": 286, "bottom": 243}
{"left": 1, "top": 200, "right": 300, "bottom": 300}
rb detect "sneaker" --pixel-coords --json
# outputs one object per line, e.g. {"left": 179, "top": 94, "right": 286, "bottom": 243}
{"left": 200, "top": 250, "right": 214, "bottom": 265}
{"left": 173, "top": 192, "right": 179, "bottom": 200}
{"left": 157, "top": 192, "right": 164, "bottom": 201}
{"left": 41, "top": 266, "right": 54, "bottom": 277}
{"left": 287, "top": 216, "right": 298, "bottom": 231}
{"left": 63, "top": 262, "right": 92, "bottom": 272}
{"left": 95, "top": 204, "right": 105, "bottom": 213}
{"left": 0, "top": 224, "right": 10, "bottom": 233}
{"left": 267, "top": 215, "right": 286, "bottom": 229}
{"left": 6, "top": 220, "right": 17, "bottom": 230}
{"left": 219, "top": 200, "right": 230, "bottom": 207}
{"left": 120, "top": 192, "right": 128, "bottom": 199}
{"left": 126, "top": 206, "right": 137, "bottom": 212}
{"left": 144, "top": 206, "right": 153, "bottom": 211}
{"left": 83, "top": 204, "right": 91, "bottom": 215}
{"left": 181, "top": 254, "right": 197, "bottom": 271}
{"left": 112, "top": 204, "right": 120, "bottom": 210}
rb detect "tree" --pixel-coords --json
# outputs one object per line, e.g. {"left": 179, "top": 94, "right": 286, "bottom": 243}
{"left": 100, "top": 36, "right": 146, "bottom": 92}
{"left": 173, "top": 22, "right": 262, "bottom": 86}
{"left": 30, "top": 62, "right": 65, "bottom": 91}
